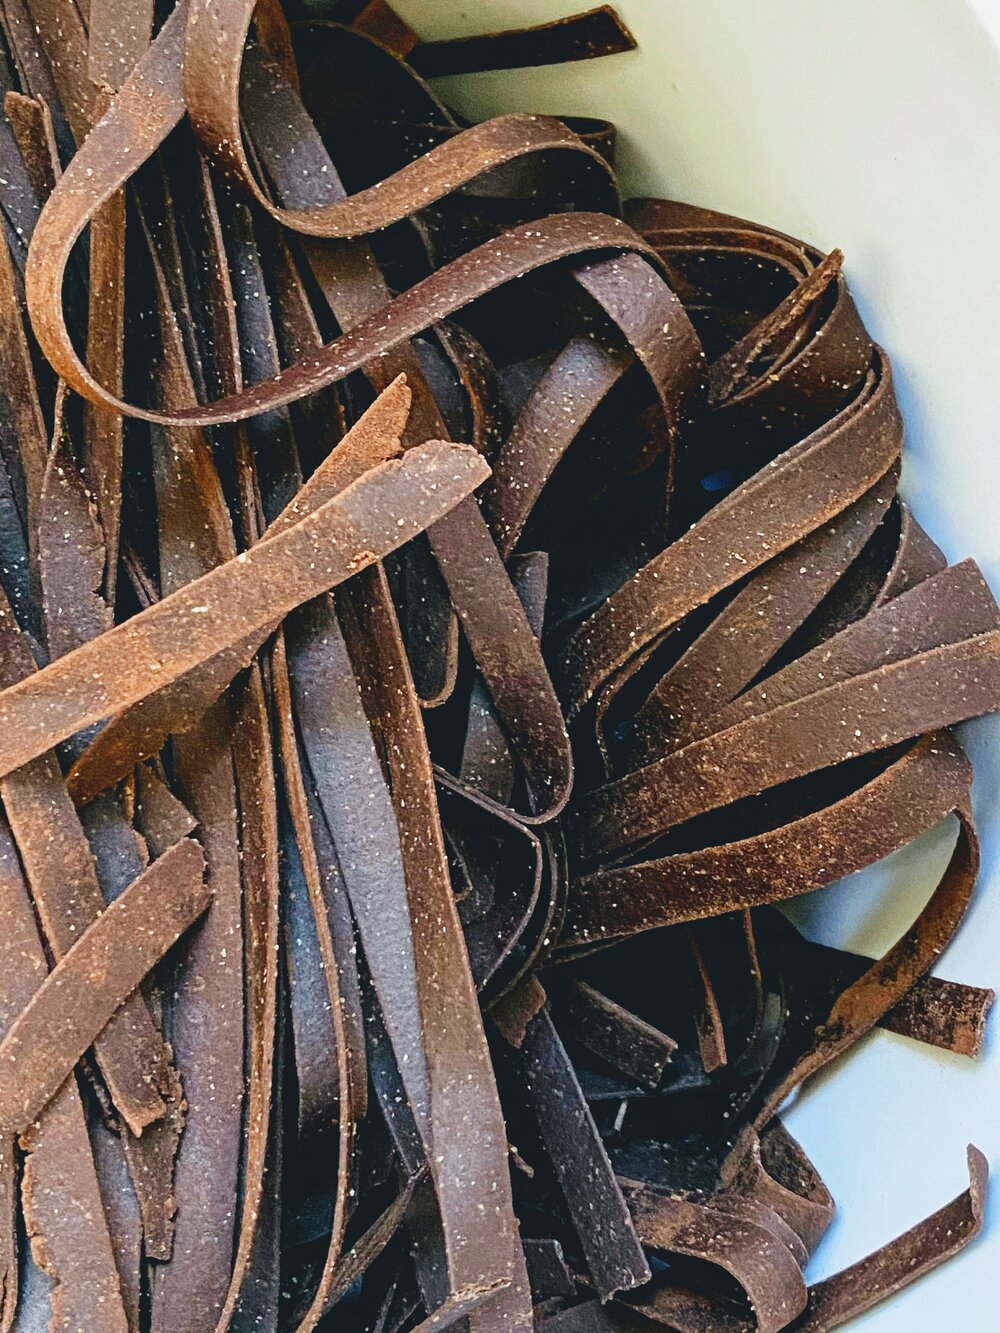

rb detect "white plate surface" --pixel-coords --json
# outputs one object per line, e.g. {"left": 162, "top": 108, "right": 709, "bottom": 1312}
{"left": 392, "top": 4, "right": 1000, "bottom": 1326}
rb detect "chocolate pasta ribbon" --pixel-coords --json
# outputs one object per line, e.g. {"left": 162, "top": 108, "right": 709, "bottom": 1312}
{"left": 0, "top": 838, "right": 208, "bottom": 1134}
{"left": 0, "top": 442, "right": 488, "bottom": 780}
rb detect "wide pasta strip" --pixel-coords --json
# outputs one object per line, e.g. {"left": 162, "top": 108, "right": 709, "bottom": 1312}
{"left": 571, "top": 629, "right": 1000, "bottom": 862}
{"left": 559, "top": 352, "right": 902, "bottom": 714}
{"left": 563, "top": 734, "right": 970, "bottom": 946}
{"left": 335, "top": 563, "right": 532, "bottom": 1332}
{"left": 64, "top": 378, "right": 412, "bottom": 803}
{"left": 789, "top": 1148, "right": 987, "bottom": 1332}
{"left": 407, "top": 7, "right": 637, "bottom": 78}
{"left": 0, "top": 441, "right": 488, "bottom": 780}
{"left": 0, "top": 814, "right": 129, "bottom": 1331}
{"left": 0, "top": 838, "right": 207, "bottom": 1134}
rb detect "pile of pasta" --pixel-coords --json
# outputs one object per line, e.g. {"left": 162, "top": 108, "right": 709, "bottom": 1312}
{"left": 0, "top": 3, "right": 993, "bottom": 1330}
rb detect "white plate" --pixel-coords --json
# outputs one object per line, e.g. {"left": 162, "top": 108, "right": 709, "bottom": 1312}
{"left": 393, "top": 1, "right": 1000, "bottom": 1326}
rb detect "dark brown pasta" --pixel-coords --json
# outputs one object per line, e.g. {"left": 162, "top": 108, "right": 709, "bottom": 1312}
{"left": 0, "top": 2, "right": 991, "bottom": 1330}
